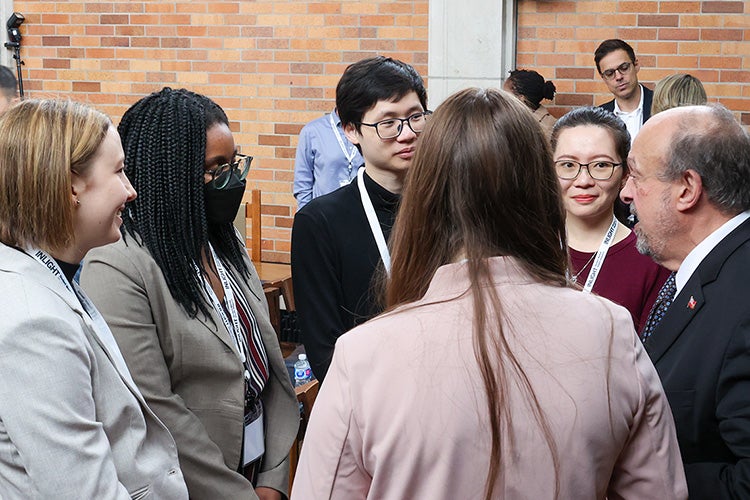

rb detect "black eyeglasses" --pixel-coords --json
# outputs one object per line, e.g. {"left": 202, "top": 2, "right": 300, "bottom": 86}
{"left": 555, "top": 160, "right": 622, "bottom": 180}
{"left": 356, "top": 111, "right": 433, "bottom": 140}
{"left": 206, "top": 153, "right": 252, "bottom": 189}
{"left": 601, "top": 62, "right": 632, "bottom": 80}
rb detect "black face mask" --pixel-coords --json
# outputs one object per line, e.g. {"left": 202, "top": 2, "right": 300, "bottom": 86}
{"left": 203, "top": 171, "right": 246, "bottom": 225}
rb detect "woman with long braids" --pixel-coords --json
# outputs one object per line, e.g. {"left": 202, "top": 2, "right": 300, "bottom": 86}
{"left": 292, "top": 88, "right": 686, "bottom": 499}
{"left": 81, "top": 88, "right": 297, "bottom": 500}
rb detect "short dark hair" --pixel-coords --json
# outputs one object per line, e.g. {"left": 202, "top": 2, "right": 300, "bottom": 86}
{"left": 0, "top": 66, "right": 17, "bottom": 100}
{"left": 662, "top": 105, "right": 750, "bottom": 215}
{"left": 506, "top": 69, "right": 556, "bottom": 110}
{"left": 594, "top": 39, "right": 636, "bottom": 74}
{"left": 550, "top": 106, "right": 631, "bottom": 173}
{"left": 335, "top": 56, "right": 427, "bottom": 131}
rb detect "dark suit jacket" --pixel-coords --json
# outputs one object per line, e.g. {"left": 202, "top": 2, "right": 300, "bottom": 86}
{"left": 599, "top": 84, "right": 653, "bottom": 123}
{"left": 645, "top": 216, "right": 750, "bottom": 499}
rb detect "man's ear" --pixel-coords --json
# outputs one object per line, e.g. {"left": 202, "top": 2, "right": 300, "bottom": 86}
{"left": 343, "top": 122, "right": 360, "bottom": 145}
{"left": 675, "top": 169, "right": 702, "bottom": 213}
{"left": 633, "top": 58, "right": 640, "bottom": 75}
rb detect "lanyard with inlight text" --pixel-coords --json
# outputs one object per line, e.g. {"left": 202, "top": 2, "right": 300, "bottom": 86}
{"left": 582, "top": 215, "right": 618, "bottom": 293}
{"left": 26, "top": 247, "right": 138, "bottom": 389}
{"left": 329, "top": 112, "right": 358, "bottom": 179}
{"left": 357, "top": 168, "right": 391, "bottom": 275}
{"left": 198, "top": 244, "right": 251, "bottom": 383}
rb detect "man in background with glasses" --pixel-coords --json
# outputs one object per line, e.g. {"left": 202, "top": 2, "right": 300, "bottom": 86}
{"left": 594, "top": 39, "right": 653, "bottom": 143}
{"left": 292, "top": 56, "right": 428, "bottom": 382}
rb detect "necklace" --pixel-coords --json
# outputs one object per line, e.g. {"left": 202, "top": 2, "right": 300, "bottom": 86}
{"left": 571, "top": 252, "right": 596, "bottom": 284}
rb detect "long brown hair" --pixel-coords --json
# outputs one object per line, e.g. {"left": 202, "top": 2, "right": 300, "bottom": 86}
{"left": 386, "top": 87, "right": 568, "bottom": 498}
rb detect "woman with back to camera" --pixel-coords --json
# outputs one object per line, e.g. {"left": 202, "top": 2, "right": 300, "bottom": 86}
{"left": 291, "top": 88, "right": 686, "bottom": 499}
{"left": 551, "top": 107, "right": 671, "bottom": 333}
{"left": 0, "top": 99, "right": 187, "bottom": 498}
{"left": 503, "top": 68, "right": 557, "bottom": 139}
{"left": 80, "top": 88, "right": 298, "bottom": 500}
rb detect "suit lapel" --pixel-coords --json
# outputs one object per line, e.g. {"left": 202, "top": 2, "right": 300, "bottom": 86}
{"left": 646, "top": 217, "right": 750, "bottom": 363}
{"left": 646, "top": 284, "right": 704, "bottom": 362}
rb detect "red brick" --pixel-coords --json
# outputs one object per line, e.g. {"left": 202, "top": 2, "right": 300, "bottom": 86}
{"left": 702, "top": 2, "right": 744, "bottom": 13}
{"left": 638, "top": 14, "right": 679, "bottom": 27}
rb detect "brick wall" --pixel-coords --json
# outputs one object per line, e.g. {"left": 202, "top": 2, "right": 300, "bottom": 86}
{"left": 517, "top": 0, "right": 750, "bottom": 127}
{"left": 10, "top": 0, "right": 748, "bottom": 261}
{"left": 13, "top": 0, "right": 428, "bottom": 263}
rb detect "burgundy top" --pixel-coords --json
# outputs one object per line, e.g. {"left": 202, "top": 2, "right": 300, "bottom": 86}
{"left": 570, "top": 231, "right": 672, "bottom": 333}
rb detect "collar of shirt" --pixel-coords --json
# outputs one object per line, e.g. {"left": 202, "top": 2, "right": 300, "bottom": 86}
{"left": 675, "top": 209, "right": 750, "bottom": 294}
{"left": 613, "top": 84, "right": 645, "bottom": 141}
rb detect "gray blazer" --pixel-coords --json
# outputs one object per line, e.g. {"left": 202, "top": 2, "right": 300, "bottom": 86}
{"left": 0, "top": 243, "right": 188, "bottom": 499}
{"left": 81, "top": 236, "right": 298, "bottom": 499}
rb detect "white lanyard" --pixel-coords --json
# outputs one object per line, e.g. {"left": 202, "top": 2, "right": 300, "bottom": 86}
{"left": 26, "top": 248, "right": 138, "bottom": 389}
{"left": 329, "top": 112, "right": 357, "bottom": 178}
{"left": 197, "top": 245, "right": 251, "bottom": 382}
{"left": 582, "top": 216, "right": 618, "bottom": 293}
{"left": 357, "top": 168, "right": 391, "bottom": 275}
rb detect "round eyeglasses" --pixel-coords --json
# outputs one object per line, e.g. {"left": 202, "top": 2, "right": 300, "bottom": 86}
{"left": 206, "top": 153, "right": 253, "bottom": 189}
{"left": 356, "top": 111, "right": 433, "bottom": 140}
{"left": 601, "top": 62, "right": 632, "bottom": 80}
{"left": 555, "top": 160, "right": 622, "bottom": 180}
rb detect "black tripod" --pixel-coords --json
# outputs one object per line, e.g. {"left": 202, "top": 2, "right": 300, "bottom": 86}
{"left": 4, "top": 42, "right": 23, "bottom": 98}
{"left": 4, "top": 12, "right": 25, "bottom": 98}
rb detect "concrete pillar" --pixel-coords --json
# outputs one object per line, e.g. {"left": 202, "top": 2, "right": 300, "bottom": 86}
{"left": 427, "top": 0, "right": 516, "bottom": 107}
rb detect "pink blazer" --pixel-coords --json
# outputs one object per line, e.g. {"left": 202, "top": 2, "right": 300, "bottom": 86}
{"left": 292, "top": 257, "right": 687, "bottom": 500}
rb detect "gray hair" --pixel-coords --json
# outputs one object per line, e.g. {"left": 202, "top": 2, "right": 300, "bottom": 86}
{"left": 661, "top": 104, "right": 750, "bottom": 214}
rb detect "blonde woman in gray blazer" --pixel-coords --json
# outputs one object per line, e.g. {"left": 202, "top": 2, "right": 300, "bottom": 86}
{"left": 81, "top": 88, "right": 298, "bottom": 500}
{"left": 0, "top": 100, "right": 188, "bottom": 499}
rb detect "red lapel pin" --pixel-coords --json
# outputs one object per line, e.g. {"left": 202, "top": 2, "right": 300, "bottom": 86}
{"left": 688, "top": 296, "right": 697, "bottom": 309}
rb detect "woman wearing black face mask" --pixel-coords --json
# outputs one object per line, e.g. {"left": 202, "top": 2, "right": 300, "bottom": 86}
{"left": 80, "top": 88, "right": 298, "bottom": 500}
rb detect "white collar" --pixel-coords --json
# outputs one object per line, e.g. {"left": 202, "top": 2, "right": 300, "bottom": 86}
{"left": 613, "top": 84, "right": 644, "bottom": 116}
{"left": 676, "top": 210, "right": 750, "bottom": 294}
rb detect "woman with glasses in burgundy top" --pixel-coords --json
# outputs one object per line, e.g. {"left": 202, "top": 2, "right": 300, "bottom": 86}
{"left": 552, "top": 106, "right": 671, "bottom": 333}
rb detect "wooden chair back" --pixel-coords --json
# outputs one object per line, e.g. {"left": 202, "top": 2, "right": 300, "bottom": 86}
{"left": 234, "top": 189, "right": 262, "bottom": 262}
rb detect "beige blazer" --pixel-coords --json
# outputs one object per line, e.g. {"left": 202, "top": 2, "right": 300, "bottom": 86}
{"left": 292, "top": 257, "right": 687, "bottom": 500}
{"left": 0, "top": 243, "right": 187, "bottom": 499}
{"left": 81, "top": 236, "right": 298, "bottom": 499}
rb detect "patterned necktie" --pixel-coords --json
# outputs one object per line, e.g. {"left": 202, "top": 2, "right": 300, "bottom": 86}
{"left": 640, "top": 272, "right": 676, "bottom": 342}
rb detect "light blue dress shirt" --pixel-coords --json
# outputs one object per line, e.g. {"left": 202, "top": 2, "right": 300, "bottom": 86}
{"left": 293, "top": 109, "right": 364, "bottom": 210}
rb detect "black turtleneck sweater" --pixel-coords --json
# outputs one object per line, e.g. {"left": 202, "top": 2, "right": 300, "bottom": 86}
{"left": 291, "top": 171, "right": 400, "bottom": 381}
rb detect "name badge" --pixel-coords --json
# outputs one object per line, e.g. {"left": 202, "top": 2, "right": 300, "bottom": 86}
{"left": 243, "top": 412, "right": 265, "bottom": 466}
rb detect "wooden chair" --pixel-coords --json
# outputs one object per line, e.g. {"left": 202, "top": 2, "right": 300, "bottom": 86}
{"left": 232, "top": 188, "right": 262, "bottom": 263}
{"left": 246, "top": 189, "right": 262, "bottom": 263}
{"left": 288, "top": 379, "right": 320, "bottom": 494}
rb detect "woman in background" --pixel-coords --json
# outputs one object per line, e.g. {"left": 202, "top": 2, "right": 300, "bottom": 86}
{"left": 0, "top": 99, "right": 187, "bottom": 498}
{"left": 81, "top": 88, "right": 297, "bottom": 500}
{"left": 292, "top": 88, "right": 686, "bottom": 499}
{"left": 551, "top": 106, "right": 671, "bottom": 333}
{"left": 652, "top": 73, "right": 707, "bottom": 115}
{"left": 504, "top": 68, "right": 557, "bottom": 139}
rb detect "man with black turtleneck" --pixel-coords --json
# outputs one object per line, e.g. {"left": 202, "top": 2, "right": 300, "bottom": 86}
{"left": 291, "top": 56, "right": 429, "bottom": 382}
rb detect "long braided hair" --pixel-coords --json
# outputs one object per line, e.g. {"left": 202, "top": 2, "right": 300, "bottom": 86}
{"left": 118, "top": 87, "right": 250, "bottom": 319}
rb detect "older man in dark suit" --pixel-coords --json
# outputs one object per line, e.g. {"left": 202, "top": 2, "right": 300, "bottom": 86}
{"left": 621, "top": 104, "right": 750, "bottom": 499}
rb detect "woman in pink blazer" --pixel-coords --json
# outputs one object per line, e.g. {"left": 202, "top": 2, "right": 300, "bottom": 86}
{"left": 292, "top": 88, "right": 687, "bottom": 500}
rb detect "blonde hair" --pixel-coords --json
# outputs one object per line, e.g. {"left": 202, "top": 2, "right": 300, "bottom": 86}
{"left": 651, "top": 73, "right": 707, "bottom": 115}
{"left": 0, "top": 98, "right": 110, "bottom": 250}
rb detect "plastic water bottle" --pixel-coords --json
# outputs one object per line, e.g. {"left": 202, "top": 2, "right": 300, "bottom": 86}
{"left": 294, "top": 354, "right": 312, "bottom": 387}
